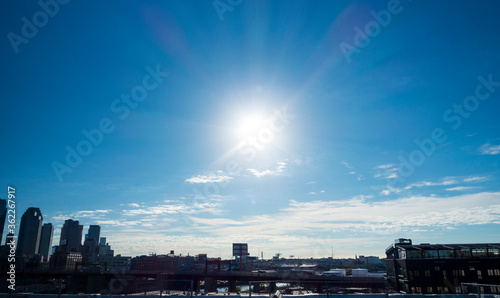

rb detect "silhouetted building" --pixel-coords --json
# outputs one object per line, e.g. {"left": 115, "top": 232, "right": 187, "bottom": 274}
{"left": 0, "top": 199, "right": 6, "bottom": 245}
{"left": 59, "top": 219, "right": 83, "bottom": 253}
{"left": 96, "top": 254, "right": 131, "bottom": 272}
{"left": 386, "top": 238, "right": 500, "bottom": 294}
{"left": 88, "top": 225, "right": 100, "bottom": 242}
{"left": 49, "top": 251, "right": 82, "bottom": 272}
{"left": 38, "top": 223, "right": 53, "bottom": 262}
{"left": 83, "top": 225, "right": 101, "bottom": 260}
{"left": 131, "top": 254, "right": 184, "bottom": 272}
{"left": 17, "top": 207, "right": 43, "bottom": 256}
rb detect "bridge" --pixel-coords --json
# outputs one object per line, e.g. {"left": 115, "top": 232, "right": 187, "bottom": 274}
{"left": 5, "top": 271, "right": 385, "bottom": 294}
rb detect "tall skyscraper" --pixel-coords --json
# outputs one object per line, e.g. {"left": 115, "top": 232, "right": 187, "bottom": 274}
{"left": 88, "top": 225, "right": 100, "bottom": 242}
{"left": 83, "top": 225, "right": 100, "bottom": 256}
{"left": 38, "top": 223, "right": 53, "bottom": 261}
{"left": 59, "top": 219, "right": 83, "bottom": 253}
{"left": 16, "top": 207, "right": 43, "bottom": 256}
{"left": 0, "top": 199, "right": 6, "bottom": 246}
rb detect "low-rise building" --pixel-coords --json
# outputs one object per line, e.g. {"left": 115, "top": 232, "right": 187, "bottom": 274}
{"left": 386, "top": 238, "right": 500, "bottom": 294}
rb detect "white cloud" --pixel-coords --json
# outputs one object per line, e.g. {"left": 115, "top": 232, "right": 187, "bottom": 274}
{"left": 190, "top": 192, "right": 500, "bottom": 237}
{"left": 122, "top": 201, "right": 221, "bottom": 216}
{"left": 248, "top": 161, "right": 287, "bottom": 177}
{"left": 446, "top": 186, "right": 479, "bottom": 191}
{"left": 404, "top": 178, "right": 458, "bottom": 190}
{"left": 404, "top": 176, "right": 488, "bottom": 191}
{"left": 374, "top": 164, "right": 395, "bottom": 169}
{"left": 309, "top": 192, "right": 317, "bottom": 195}
{"left": 185, "top": 173, "right": 233, "bottom": 184}
{"left": 463, "top": 176, "right": 488, "bottom": 183}
{"left": 374, "top": 164, "right": 398, "bottom": 179}
{"left": 342, "top": 161, "right": 354, "bottom": 169}
{"left": 479, "top": 143, "right": 500, "bottom": 155}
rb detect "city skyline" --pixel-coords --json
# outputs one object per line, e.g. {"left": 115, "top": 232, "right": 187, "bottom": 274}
{"left": 1, "top": 1, "right": 500, "bottom": 259}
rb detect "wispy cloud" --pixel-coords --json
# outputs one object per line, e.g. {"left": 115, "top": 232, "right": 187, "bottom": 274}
{"left": 190, "top": 192, "right": 500, "bottom": 237}
{"left": 381, "top": 175, "right": 489, "bottom": 195}
{"left": 248, "top": 161, "right": 287, "bottom": 177}
{"left": 122, "top": 200, "right": 221, "bottom": 216}
{"left": 51, "top": 210, "right": 111, "bottom": 221}
{"left": 342, "top": 161, "right": 364, "bottom": 180}
{"left": 374, "top": 163, "right": 398, "bottom": 179}
{"left": 342, "top": 161, "right": 354, "bottom": 169}
{"left": 404, "top": 177, "right": 458, "bottom": 190}
{"left": 185, "top": 171, "right": 233, "bottom": 184}
{"left": 479, "top": 143, "right": 500, "bottom": 155}
{"left": 463, "top": 176, "right": 489, "bottom": 183}
{"left": 446, "top": 186, "right": 480, "bottom": 191}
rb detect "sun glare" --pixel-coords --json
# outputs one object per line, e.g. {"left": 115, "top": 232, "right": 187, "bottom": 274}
{"left": 237, "top": 115, "right": 265, "bottom": 138}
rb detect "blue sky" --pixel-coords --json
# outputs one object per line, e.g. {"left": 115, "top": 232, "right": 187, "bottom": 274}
{"left": 1, "top": 0, "right": 500, "bottom": 258}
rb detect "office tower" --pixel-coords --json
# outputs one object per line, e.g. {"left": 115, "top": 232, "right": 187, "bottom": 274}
{"left": 59, "top": 219, "right": 83, "bottom": 252}
{"left": 0, "top": 199, "right": 6, "bottom": 245}
{"left": 38, "top": 223, "right": 53, "bottom": 261}
{"left": 100, "top": 237, "right": 106, "bottom": 245}
{"left": 83, "top": 225, "right": 100, "bottom": 256}
{"left": 88, "top": 225, "right": 100, "bottom": 242}
{"left": 16, "top": 207, "right": 43, "bottom": 256}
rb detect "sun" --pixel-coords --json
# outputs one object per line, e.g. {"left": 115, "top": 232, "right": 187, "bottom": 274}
{"left": 236, "top": 114, "right": 265, "bottom": 139}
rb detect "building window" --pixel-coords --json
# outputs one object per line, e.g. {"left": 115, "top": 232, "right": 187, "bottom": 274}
{"left": 443, "top": 270, "right": 447, "bottom": 279}
{"left": 427, "top": 287, "right": 433, "bottom": 293}
{"left": 456, "top": 287, "right": 461, "bottom": 294}
{"left": 414, "top": 270, "right": 420, "bottom": 277}
{"left": 488, "top": 248, "right": 500, "bottom": 257}
{"left": 435, "top": 266, "right": 440, "bottom": 271}
{"left": 457, "top": 248, "right": 471, "bottom": 258}
{"left": 477, "top": 270, "right": 482, "bottom": 279}
{"left": 425, "top": 270, "right": 431, "bottom": 277}
{"left": 470, "top": 266, "right": 475, "bottom": 271}
{"left": 454, "top": 270, "right": 465, "bottom": 276}
{"left": 423, "top": 250, "right": 439, "bottom": 259}
{"left": 437, "top": 286, "right": 443, "bottom": 293}
{"left": 472, "top": 248, "right": 487, "bottom": 257}
{"left": 444, "top": 287, "right": 449, "bottom": 294}
{"left": 438, "top": 249, "right": 454, "bottom": 258}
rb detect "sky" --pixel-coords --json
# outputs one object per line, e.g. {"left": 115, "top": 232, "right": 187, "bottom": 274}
{"left": 1, "top": 0, "right": 500, "bottom": 259}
